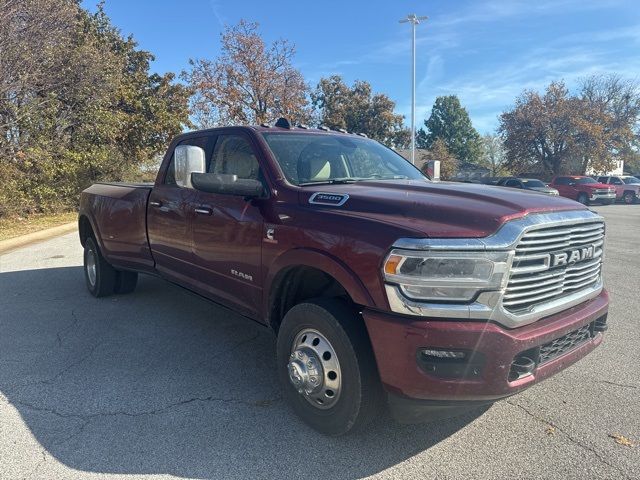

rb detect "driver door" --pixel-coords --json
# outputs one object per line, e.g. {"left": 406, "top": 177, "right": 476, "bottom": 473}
{"left": 147, "top": 136, "right": 211, "bottom": 283}
{"left": 190, "top": 133, "right": 265, "bottom": 318}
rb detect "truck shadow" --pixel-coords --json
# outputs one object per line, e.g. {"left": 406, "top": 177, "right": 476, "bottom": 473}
{"left": 0, "top": 266, "right": 486, "bottom": 479}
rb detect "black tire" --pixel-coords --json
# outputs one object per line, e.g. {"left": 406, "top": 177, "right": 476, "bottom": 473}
{"left": 276, "top": 298, "right": 383, "bottom": 436}
{"left": 115, "top": 270, "right": 138, "bottom": 294}
{"left": 83, "top": 237, "right": 117, "bottom": 297}
{"left": 622, "top": 191, "right": 635, "bottom": 205}
{"left": 577, "top": 192, "right": 589, "bottom": 205}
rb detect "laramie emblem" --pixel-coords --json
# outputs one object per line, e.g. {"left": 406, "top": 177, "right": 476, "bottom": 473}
{"left": 550, "top": 245, "right": 595, "bottom": 267}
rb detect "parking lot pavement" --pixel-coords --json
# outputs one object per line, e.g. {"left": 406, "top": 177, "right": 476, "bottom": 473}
{"left": 0, "top": 205, "right": 638, "bottom": 480}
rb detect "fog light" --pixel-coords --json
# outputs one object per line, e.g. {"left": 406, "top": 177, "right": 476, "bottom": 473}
{"left": 420, "top": 349, "right": 466, "bottom": 359}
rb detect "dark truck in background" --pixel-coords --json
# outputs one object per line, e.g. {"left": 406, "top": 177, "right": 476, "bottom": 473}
{"left": 79, "top": 120, "right": 609, "bottom": 435}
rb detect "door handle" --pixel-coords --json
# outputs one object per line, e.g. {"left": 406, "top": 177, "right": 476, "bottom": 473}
{"left": 194, "top": 206, "right": 213, "bottom": 215}
{"left": 149, "top": 201, "right": 162, "bottom": 207}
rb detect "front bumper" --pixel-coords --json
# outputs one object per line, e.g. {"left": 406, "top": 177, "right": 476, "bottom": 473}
{"left": 589, "top": 192, "right": 616, "bottom": 201}
{"left": 363, "top": 289, "right": 608, "bottom": 403}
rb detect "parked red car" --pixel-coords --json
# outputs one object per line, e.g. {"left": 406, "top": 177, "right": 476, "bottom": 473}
{"left": 78, "top": 121, "right": 608, "bottom": 435}
{"left": 549, "top": 176, "right": 616, "bottom": 205}
{"left": 597, "top": 175, "right": 640, "bottom": 204}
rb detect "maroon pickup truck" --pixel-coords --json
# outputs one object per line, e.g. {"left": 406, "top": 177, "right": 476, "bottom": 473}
{"left": 79, "top": 120, "right": 608, "bottom": 435}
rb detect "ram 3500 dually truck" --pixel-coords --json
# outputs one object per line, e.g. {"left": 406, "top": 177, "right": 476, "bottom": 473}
{"left": 79, "top": 120, "right": 608, "bottom": 435}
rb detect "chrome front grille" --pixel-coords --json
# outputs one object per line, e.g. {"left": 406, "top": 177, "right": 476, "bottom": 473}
{"left": 503, "top": 221, "right": 604, "bottom": 313}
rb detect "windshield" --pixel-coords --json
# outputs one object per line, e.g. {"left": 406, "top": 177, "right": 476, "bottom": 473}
{"left": 575, "top": 177, "right": 598, "bottom": 184}
{"left": 262, "top": 133, "right": 426, "bottom": 186}
{"left": 522, "top": 179, "right": 546, "bottom": 188}
{"left": 623, "top": 176, "right": 640, "bottom": 184}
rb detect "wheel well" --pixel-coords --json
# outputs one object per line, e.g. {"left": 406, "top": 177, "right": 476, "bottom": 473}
{"left": 268, "top": 266, "right": 353, "bottom": 333}
{"left": 78, "top": 215, "right": 94, "bottom": 247}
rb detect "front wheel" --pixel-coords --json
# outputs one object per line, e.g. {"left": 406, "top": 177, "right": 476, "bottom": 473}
{"left": 276, "top": 298, "right": 383, "bottom": 436}
{"left": 623, "top": 192, "right": 635, "bottom": 204}
{"left": 577, "top": 192, "right": 589, "bottom": 205}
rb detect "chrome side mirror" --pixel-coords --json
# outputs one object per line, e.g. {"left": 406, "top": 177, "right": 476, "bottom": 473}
{"left": 174, "top": 145, "right": 206, "bottom": 188}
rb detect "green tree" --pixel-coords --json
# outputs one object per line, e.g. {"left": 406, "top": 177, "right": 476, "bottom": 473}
{"left": 417, "top": 95, "right": 482, "bottom": 163}
{"left": 0, "top": 0, "right": 191, "bottom": 216}
{"left": 312, "top": 75, "right": 409, "bottom": 148}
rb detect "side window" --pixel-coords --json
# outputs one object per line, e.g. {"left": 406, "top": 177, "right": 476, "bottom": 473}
{"left": 505, "top": 179, "right": 520, "bottom": 187}
{"left": 610, "top": 177, "right": 622, "bottom": 185}
{"left": 165, "top": 136, "right": 211, "bottom": 186}
{"left": 597, "top": 177, "right": 608, "bottom": 183}
{"left": 555, "top": 177, "right": 569, "bottom": 185}
{"left": 209, "top": 134, "right": 260, "bottom": 180}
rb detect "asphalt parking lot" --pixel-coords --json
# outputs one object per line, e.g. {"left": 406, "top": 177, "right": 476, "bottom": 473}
{"left": 0, "top": 204, "right": 638, "bottom": 479}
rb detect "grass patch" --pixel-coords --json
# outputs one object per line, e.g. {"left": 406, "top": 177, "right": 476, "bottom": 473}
{"left": 0, "top": 212, "right": 77, "bottom": 241}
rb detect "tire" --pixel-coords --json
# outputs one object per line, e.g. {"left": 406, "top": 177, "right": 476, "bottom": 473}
{"left": 577, "top": 192, "right": 589, "bottom": 205}
{"left": 83, "top": 237, "right": 117, "bottom": 297}
{"left": 276, "top": 298, "right": 383, "bottom": 436}
{"left": 115, "top": 270, "right": 138, "bottom": 294}
{"left": 622, "top": 191, "right": 635, "bottom": 205}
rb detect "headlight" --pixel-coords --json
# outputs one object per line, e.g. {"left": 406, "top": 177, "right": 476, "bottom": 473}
{"left": 383, "top": 250, "right": 513, "bottom": 302}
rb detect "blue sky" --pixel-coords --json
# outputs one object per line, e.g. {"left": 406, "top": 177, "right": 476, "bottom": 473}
{"left": 84, "top": 0, "right": 639, "bottom": 133}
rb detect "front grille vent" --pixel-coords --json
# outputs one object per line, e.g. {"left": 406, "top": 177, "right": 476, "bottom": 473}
{"left": 538, "top": 324, "right": 593, "bottom": 364}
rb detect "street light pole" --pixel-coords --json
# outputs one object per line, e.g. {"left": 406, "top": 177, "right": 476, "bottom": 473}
{"left": 399, "top": 14, "right": 427, "bottom": 165}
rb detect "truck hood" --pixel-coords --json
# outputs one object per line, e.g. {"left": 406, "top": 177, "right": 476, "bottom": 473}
{"left": 576, "top": 183, "right": 613, "bottom": 190}
{"left": 299, "top": 180, "right": 586, "bottom": 238}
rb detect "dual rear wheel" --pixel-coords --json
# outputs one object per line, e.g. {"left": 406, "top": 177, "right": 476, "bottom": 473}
{"left": 83, "top": 237, "right": 138, "bottom": 297}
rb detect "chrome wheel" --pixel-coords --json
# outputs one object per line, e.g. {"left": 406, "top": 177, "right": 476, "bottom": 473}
{"left": 86, "top": 247, "right": 97, "bottom": 287}
{"left": 288, "top": 328, "right": 342, "bottom": 410}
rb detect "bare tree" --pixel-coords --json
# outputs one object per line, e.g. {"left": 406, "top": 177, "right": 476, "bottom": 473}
{"left": 0, "top": 0, "right": 77, "bottom": 134}
{"left": 480, "top": 134, "right": 508, "bottom": 176}
{"left": 579, "top": 74, "right": 640, "bottom": 172}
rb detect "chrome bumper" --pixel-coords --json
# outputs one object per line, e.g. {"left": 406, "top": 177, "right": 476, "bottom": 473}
{"left": 385, "top": 279, "right": 603, "bottom": 329}
{"left": 590, "top": 192, "right": 616, "bottom": 201}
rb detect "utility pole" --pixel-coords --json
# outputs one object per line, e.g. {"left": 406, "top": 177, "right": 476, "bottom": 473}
{"left": 399, "top": 13, "right": 427, "bottom": 165}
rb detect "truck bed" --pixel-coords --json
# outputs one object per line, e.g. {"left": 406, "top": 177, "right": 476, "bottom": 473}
{"left": 80, "top": 182, "right": 155, "bottom": 271}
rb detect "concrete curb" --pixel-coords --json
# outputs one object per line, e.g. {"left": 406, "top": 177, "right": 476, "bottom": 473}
{"left": 0, "top": 222, "right": 77, "bottom": 255}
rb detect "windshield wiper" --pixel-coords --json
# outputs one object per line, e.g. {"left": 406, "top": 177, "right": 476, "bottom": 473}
{"left": 298, "top": 178, "right": 361, "bottom": 186}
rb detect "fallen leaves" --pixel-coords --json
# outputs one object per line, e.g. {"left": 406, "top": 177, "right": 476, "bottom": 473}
{"left": 608, "top": 433, "right": 635, "bottom": 447}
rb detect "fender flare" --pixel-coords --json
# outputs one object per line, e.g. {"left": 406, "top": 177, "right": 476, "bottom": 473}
{"left": 264, "top": 248, "right": 375, "bottom": 322}
{"left": 78, "top": 212, "right": 106, "bottom": 253}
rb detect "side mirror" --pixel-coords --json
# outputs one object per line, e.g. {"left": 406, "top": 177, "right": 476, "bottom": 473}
{"left": 191, "top": 173, "right": 265, "bottom": 198}
{"left": 174, "top": 145, "right": 206, "bottom": 188}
